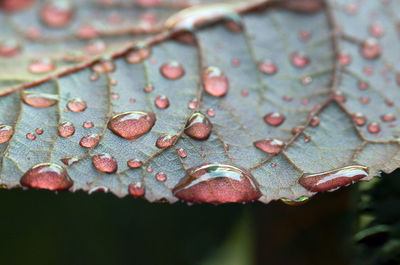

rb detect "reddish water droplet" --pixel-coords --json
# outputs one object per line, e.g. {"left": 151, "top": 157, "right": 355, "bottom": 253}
{"left": 67, "top": 98, "right": 87, "bottom": 112}
{"left": 361, "top": 38, "right": 381, "bottom": 59}
{"left": 128, "top": 182, "right": 145, "bottom": 197}
{"left": 92, "top": 59, "right": 115, "bottom": 74}
{"left": 21, "top": 91, "right": 58, "bottom": 108}
{"left": 369, "top": 23, "right": 384, "bottom": 38}
{"left": 0, "top": 39, "right": 20, "bottom": 57}
{"left": 264, "top": 112, "right": 285, "bottom": 127}
{"left": 385, "top": 99, "right": 394, "bottom": 107}
{"left": 0, "top": 125, "right": 14, "bottom": 143}
{"left": 76, "top": 24, "right": 98, "bottom": 39}
{"left": 156, "top": 134, "right": 177, "bottom": 149}
{"left": 160, "top": 61, "right": 184, "bottom": 80}
{"left": 344, "top": 3, "right": 358, "bottom": 14}
{"left": 28, "top": 59, "right": 56, "bottom": 74}
{"left": 108, "top": 111, "right": 156, "bottom": 140}
{"left": 35, "top": 128, "right": 43, "bottom": 135}
{"left": 173, "top": 163, "right": 261, "bottom": 204}
{"left": 292, "top": 126, "right": 304, "bottom": 135}
{"left": 258, "top": 60, "right": 277, "bottom": 75}
{"left": 241, "top": 90, "right": 249, "bottom": 97}
{"left": 0, "top": 0, "right": 33, "bottom": 12}
{"left": 337, "top": 52, "right": 351, "bottom": 66}
{"left": 26, "top": 133, "right": 36, "bottom": 140}
{"left": 333, "top": 91, "right": 346, "bottom": 103}
{"left": 290, "top": 52, "right": 309, "bottom": 68}
{"left": 80, "top": 134, "right": 100, "bottom": 148}
{"left": 155, "top": 172, "right": 167, "bottom": 182}
{"left": 381, "top": 113, "right": 396, "bottom": 122}
{"left": 253, "top": 138, "right": 285, "bottom": 155}
{"left": 90, "top": 73, "right": 99, "bottom": 81}
{"left": 360, "top": 97, "right": 371, "bottom": 104}
{"left": 83, "top": 121, "right": 94, "bottom": 128}
{"left": 154, "top": 95, "right": 170, "bottom": 109}
{"left": 20, "top": 163, "right": 73, "bottom": 191}
{"left": 304, "top": 136, "right": 311, "bottom": 143}
{"left": 60, "top": 156, "right": 78, "bottom": 166}
{"left": 206, "top": 108, "right": 216, "bottom": 117}
{"left": 146, "top": 167, "right": 153, "bottom": 173}
{"left": 231, "top": 59, "right": 240, "bottom": 67}
{"left": 40, "top": 0, "right": 74, "bottom": 28}
{"left": 58, "top": 121, "right": 75, "bottom": 138}
{"left": 202, "top": 66, "right": 229, "bottom": 97}
{"left": 143, "top": 85, "right": 154, "bottom": 93}
{"left": 352, "top": 112, "right": 366, "bottom": 126}
{"left": 299, "top": 165, "right": 368, "bottom": 192}
{"left": 92, "top": 153, "right": 117, "bottom": 173}
{"left": 184, "top": 112, "right": 212, "bottom": 141}
{"left": 188, "top": 98, "right": 198, "bottom": 110}
{"left": 358, "top": 81, "right": 369, "bottom": 90}
{"left": 301, "top": 76, "right": 312, "bottom": 85}
{"left": 126, "top": 47, "right": 151, "bottom": 64}
{"left": 85, "top": 40, "right": 106, "bottom": 54}
{"left": 127, "top": 159, "right": 143, "bottom": 169}
{"left": 177, "top": 148, "right": 187, "bottom": 158}
{"left": 310, "top": 116, "right": 320, "bottom": 127}
{"left": 367, "top": 122, "right": 381, "bottom": 134}
{"left": 224, "top": 20, "right": 242, "bottom": 32}
{"left": 299, "top": 30, "right": 311, "bottom": 41}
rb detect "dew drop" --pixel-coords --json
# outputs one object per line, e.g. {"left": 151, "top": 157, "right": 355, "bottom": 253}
{"left": 127, "top": 159, "right": 143, "bottom": 169}
{"left": 160, "top": 61, "right": 185, "bottom": 80}
{"left": 0, "top": 125, "right": 14, "bottom": 143}
{"left": 299, "top": 165, "right": 368, "bottom": 192}
{"left": 108, "top": 111, "right": 156, "bottom": 140}
{"left": 360, "top": 97, "right": 371, "bottom": 104}
{"left": 0, "top": 39, "right": 20, "bottom": 57}
{"left": 143, "top": 85, "right": 154, "bottom": 93}
{"left": 80, "top": 134, "right": 100, "bottom": 148}
{"left": 126, "top": 47, "right": 151, "bottom": 64}
{"left": 361, "top": 38, "right": 381, "bottom": 59}
{"left": 146, "top": 167, "right": 153, "bottom": 173}
{"left": 35, "top": 128, "right": 43, "bottom": 135}
{"left": 184, "top": 112, "right": 212, "bottom": 141}
{"left": 358, "top": 81, "right": 369, "bottom": 90}
{"left": 58, "top": 121, "right": 75, "bottom": 138}
{"left": 369, "top": 23, "right": 384, "bottom": 38}
{"left": 264, "top": 112, "right": 285, "bottom": 127}
{"left": 155, "top": 172, "right": 167, "bottom": 182}
{"left": 60, "top": 156, "right": 78, "bottom": 166}
{"left": 154, "top": 95, "right": 170, "bottom": 109}
{"left": 156, "top": 134, "right": 177, "bottom": 149}
{"left": 258, "top": 60, "right": 277, "bottom": 75}
{"left": 188, "top": 98, "right": 198, "bottom": 110}
{"left": 352, "top": 112, "right": 366, "bottom": 126}
{"left": 202, "top": 66, "right": 229, "bottom": 97}
{"left": 173, "top": 163, "right": 261, "bottom": 204}
{"left": 92, "top": 153, "right": 117, "bottom": 173}
{"left": 83, "top": 121, "right": 94, "bottom": 128}
{"left": 337, "top": 52, "right": 351, "bottom": 66}
{"left": 40, "top": 0, "right": 74, "bottom": 28}
{"left": 301, "top": 76, "right": 312, "bottom": 85}
{"left": 128, "top": 182, "right": 145, "bottom": 197}
{"left": 90, "top": 73, "right": 99, "bottom": 81}
{"left": 67, "top": 98, "right": 87, "bottom": 112}
{"left": 26, "top": 133, "right": 36, "bottom": 140}
{"left": 333, "top": 91, "right": 346, "bottom": 103}
{"left": 92, "top": 59, "right": 115, "bottom": 74}
{"left": 206, "top": 108, "right": 216, "bottom": 117}
{"left": 21, "top": 91, "right": 58, "bottom": 108}
{"left": 290, "top": 52, "right": 309, "bottom": 68}
{"left": 367, "top": 122, "right": 381, "bottom": 134}
{"left": 381, "top": 113, "right": 396, "bottom": 122}
{"left": 76, "top": 24, "right": 98, "bottom": 39}
{"left": 177, "top": 148, "right": 187, "bottom": 158}
{"left": 0, "top": 0, "right": 33, "bottom": 12}
{"left": 253, "top": 138, "right": 285, "bottom": 155}
{"left": 310, "top": 116, "right": 320, "bottom": 127}
{"left": 299, "top": 30, "right": 311, "bottom": 41}
{"left": 28, "top": 59, "right": 56, "bottom": 74}
{"left": 20, "top": 163, "right": 73, "bottom": 191}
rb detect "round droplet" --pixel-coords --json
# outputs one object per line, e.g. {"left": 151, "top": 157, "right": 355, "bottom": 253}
{"left": 128, "top": 182, "right": 145, "bottom": 197}
{"left": 367, "top": 122, "right": 380, "bottom": 134}
{"left": 154, "top": 95, "right": 170, "bottom": 109}
{"left": 40, "top": 0, "right": 74, "bottom": 28}
{"left": 20, "top": 163, "right": 73, "bottom": 191}
{"left": 60, "top": 156, "right": 78, "bottom": 166}
{"left": 188, "top": 98, "right": 198, "bottom": 110}
{"left": 361, "top": 38, "right": 381, "bottom": 59}
{"left": 202, "top": 66, "right": 229, "bottom": 97}
{"left": 290, "top": 52, "right": 309, "bottom": 68}
{"left": 160, "top": 61, "right": 184, "bottom": 80}
{"left": 360, "top": 97, "right": 370, "bottom": 104}
{"left": 358, "top": 81, "right": 369, "bottom": 90}
{"left": 58, "top": 121, "right": 75, "bottom": 138}
{"left": 85, "top": 40, "right": 106, "bottom": 54}
{"left": 108, "top": 111, "right": 156, "bottom": 140}
{"left": 67, "top": 98, "right": 87, "bottom": 112}
{"left": 381, "top": 113, "right": 396, "bottom": 122}
{"left": 184, "top": 112, "right": 212, "bottom": 141}
{"left": 35, "top": 128, "right": 44, "bottom": 135}
{"left": 0, "top": 125, "right": 14, "bottom": 143}
{"left": 28, "top": 59, "right": 56, "bottom": 74}
{"left": 352, "top": 113, "right": 366, "bottom": 126}
{"left": 127, "top": 159, "right": 143, "bottom": 168}
{"left": 26, "top": 133, "right": 36, "bottom": 140}
{"left": 80, "top": 134, "right": 100, "bottom": 148}
{"left": 92, "top": 153, "right": 117, "bottom": 173}
{"left": 173, "top": 163, "right": 261, "bottom": 204}
{"left": 264, "top": 112, "right": 285, "bottom": 127}
{"left": 258, "top": 60, "right": 278, "bottom": 75}
{"left": 156, "top": 134, "right": 177, "bottom": 149}
{"left": 337, "top": 52, "right": 351, "bottom": 66}
{"left": 0, "top": 39, "right": 20, "bottom": 57}
{"left": 310, "top": 116, "right": 320, "bottom": 127}
{"left": 155, "top": 172, "right": 167, "bottom": 182}
{"left": 21, "top": 91, "right": 58, "bottom": 108}
{"left": 76, "top": 24, "right": 98, "bottom": 39}
{"left": 206, "top": 108, "right": 216, "bottom": 117}
{"left": 369, "top": 23, "right": 384, "bottom": 38}
{"left": 253, "top": 138, "right": 285, "bottom": 155}
{"left": 126, "top": 47, "right": 151, "bottom": 64}
{"left": 83, "top": 121, "right": 94, "bottom": 128}
{"left": 177, "top": 148, "right": 187, "bottom": 158}
{"left": 333, "top": 91, "right": 346, "bottom": 103}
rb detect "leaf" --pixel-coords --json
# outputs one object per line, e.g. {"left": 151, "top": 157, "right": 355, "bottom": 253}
{"left": 0, "top": 0, "right": 399, "bottom": 204}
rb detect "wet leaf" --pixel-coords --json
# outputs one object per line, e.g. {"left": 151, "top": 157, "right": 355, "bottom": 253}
{"left": 0, "top": 0, "right": 400, "bottom": 204}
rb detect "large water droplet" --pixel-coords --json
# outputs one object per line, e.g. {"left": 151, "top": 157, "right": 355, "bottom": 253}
{"left": 80, "top": 134, "right": 100, "bottom": 148}
{"left": 67, "top": 98, "right": 87, "bottom": 112}
{"left": 58, "top": 121, "right": 75, "bottom": 138}
{"left": 381, "top": 113, "right": 396, "bottom": 122}
{"left": 173, "top": 163, "right": 261, "bottom": 204}
{"left": 264, "top": 112, "right": 285, "bottom": 127}
{"left": 21, "top": 91, "right": 58, "bottom": 108}
{"left": 202, "top": 66, "right": 229, "bottom": 97}
{"left": 253, "top": 138, "right": 285, "bottom": 155}
{"left": 108, "top": 111, "right": 156, "bottom": 140}
{"left": 0, "top": 125, "right": 14, "bottom": 143}
{"left": 28, "top": 59, "right": 56, "bottom": 74}
{"left": 299, "top": 165, "right": 368, "bottom": 192}
{"left": 155, "top": 172, "right": 167, "bottom": 182}
{"left": 128, "top": 182, "right": 145, "bottom": 197}
{"left": 184, "top": 112, "right": 212, "bottom": 141}
{"left": 160, "top": 61, "right": 184, "bottom": 80}
{"left": 126, "top": 46, "right": 151, "bottom": 64}
{"left": 156, "top": 134, "right": 177, "bottom": 149}
{"left": 20, "top": 163, "right": 73, "bottom": 191}
{"left": 92, "top": 153, "right": 117, "bottom": 173}
{"left": 367, "top": 122, "right": 380, "bottom": 134}
{"left": 40, "top": 0, "right": 74, "bottom": 28}
{"left": 361, "top": 38, "right": 381, "bottom": 59}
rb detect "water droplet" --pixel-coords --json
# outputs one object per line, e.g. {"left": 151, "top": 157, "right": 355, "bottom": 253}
{"left": 154, "top": 95, "right": 170, "bottom": 109}
{"left": 126, "top": 47, "right": 151, "bottom": 64}
{"left": 67, "top": 98, "right": 87, "bottom": 112}
{"left": 127, "top": 159, "right": 143, "bottom": 168}
{"left": 281, "top": 196, "right": 310, "bottom": 206}
{"left": 155, "top": 172, "right": 167, "bottom": 182}
{"left": 264, "top": 112, "right": 285, "bottom": 127}
{"left": 83, "top": 121, "right": 94, "bottom": 128}
{"left": 202, "top": 66, "right": 229, "bottom": 97}
{"left": 160, "top": 61, "right": 184, "bottom": 80}
{"left": 358, "top": 81, "right": 369, "bottom": 90}
{"left": 0, "top": 125, "right": 14, "bottom": 143}
{"left": 333, "top": 91, "right": 346, "bottom": 103}
{"left": 337, "top": 52, "right": 351, "bottom": 66}
{"left": 258, "top": 60, "right": 277, "bottom": 75}
{"left": 80, "top": 134, "right": 100, "bottom": 148}
{"left": 108, "top": 111, "right": 156, "bottom": 140}
{"left": 156, "top": 134, "right": 177, "bottom": 149}
{"left": 177, "top": 148, "right": 187, "bottom": 158}
{"left": 206, "top": 108, "right": 216, "bottom": 117}
{"left": 361, "top": 38, "right": 381, "bottom": 59}
{"left": 28, "top": 59, "right": 56, "bottom": 74}
{"left": 310, "top": 116, "right": 320, "bottom": 127}
{"left": 253, "top": 138, "right": 285, "bottom": 154}
{"left": 188, "top": 98, "right": 198, "bottom": 110}
{"left": 58, "top": 121, "right": 75, "bottom": 138}
{"left": 85, "top": 40, "right": 106, "bottom": 54}
{"left": 26, "top": 133, "right": 36, "bottom": 140}
{"left": 381, "top": 113, "right": 396, "bottom": 122}
{"left": 299, "top": 165, "right": 368, "bottom": 192}
{"left": 20, "top": 163, "right": 73, "bottom": 191}
{"left": 40, "top": 0, "right": 73, "bottom": 27}
{"left": 292, "top": 126, "right": 304, "bottom": 135}
{"left": 301, "top": 76, "right": 312, "bottom": 85}
{"left": 184, "top": 112, "right": 212, "bottom": 141}
{"left": 290, "top": 52, "right": 309, "bottom": 68}
{"left": 92, "top": 153, "right": 117, "bottom": 173}
{"left": 76, "top": 24, "right": 98, "bottom": 39}
{"left": 35, "top": 128, "right": 43, "bottom": 135}
{"left": 60, "top": 156, "right": 78, "bottom": 166}
{"left": 367, "top": 122, "right": 381, "bottom": 134}
{"left": 21, "top": 91, "right": 58, "bottom": 108}
{"left": 299, "top": 30, "right": 311, "bottom": 41}
{"left": 173, "top": 163, "right": 261, "bottom": 204}
{"left": 0, "top": 39, "right": 20, "bottom": 57}
{"left": 90, "top": 73, "right": 99, "bottom": 81}
{"left": 369, "top": 23, "right": 384, "bottom": 38}
{"left": 92, "top": 59, "right": 115, "bottom": 74}
{"left": 146, "top": 167, "right": 153, "bottom": 173}
{"left": 128, "top": 182, "right": 145, "bottom": 197}
{"left": 352, "top": 112, "right": 366, "bottom": 126}
{"left": 360, "top": 97, "right": 371, "bottom": 104}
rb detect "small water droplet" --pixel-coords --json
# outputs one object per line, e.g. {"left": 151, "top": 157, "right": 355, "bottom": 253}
{"left": 40, "top": 0, "right": 74, "bottom": 28}
{"left": 155, "top": 172, "right": 167, "bottom": 182}
{"left": 360, "top": 97, "right": 371, "bottom": 104}
{"left": 381, "top": 113, "right": 396, "bottom": 122}
{"left": 299, "top": 165, "right": 368, "bottom": 192}
{"left": 172, "top": 163, "right": 261, "bottom": 204}
{"left": 0, "top": 39, "right": 20, "bottom": 57}
{"left": 67, "top": 98, "right": 87, "bottom": 112}
{"left": 156, "top": 134, "right": 177, "bottom": 149}
{"left": 146, "top": 167, "right": 153, "bottom": 173}
{"left": 26, "top": 132, "right": 36, "bottom": 140}
{"left": 299, "top": 30, "right": 311, "bottom": 41}
{"left": 28, "top": 58, "right": 56, "bottom": 74}
{"left": 160, "top": 61, "right": 184, "bottom": 80}
{"left": 154, "top": 95, "right": 170, "bottom": 109}
{"left": 310, "top": 116, "right": 320, "bottom": 127}
{"left": 188, "top": 98, "right": 198, "bottom": 110}
{"left": 367, "top": 122, "right": 381, "bottom": 134}
{"left": 369, "top": 23, "right": 384, "bottom": 38}
{"left": 76, "top": 24, "right": 98, "bottom": 39}
{"left": 206, "top": 108, "right": 216, "bottom": 117}
{"left": 21, "top": 91, "right": 58, "bottom": 108}
{"left": 80, "top": 134, "right": 100, "bottom": 148}
{"left": 264, "top": 112, "right": 285, "bottom": 127}
{"left": 128, "top": 182, "right": 145, "bottom": 197}
{"left": 143, "top": 85, "right": 154, "bottom": 93}
{"left": 290, "top": 52, "right": 309, "bottom": 68}
{"left": 92, "top": 153, "right": 117, "bottom": 173}
{"left": 301, "top": 76, "right": 312, "bottom": 85}
{"left": 126, "top": 46, "right": 151, "bottom": 64}
{"left": 0, "top": 125, "right": 14, "bottom": 143}
{"left": 20, "top": 163, "right": 73, "bottom": 191}
{"left": 253, "top": 138, "right": 285, "bottom": 154}
{"left": 58, "top": 121, "right": 75, "bottom": 138}
{"left": 92, "top": 59, "right": 115, "bottom": 74}
{"left": 35, "top": 128, "right": 43, "bottom": 135}
{"left": 352, "top": 112, "right": 366, "bottom": 126}
{"left": 108, "top": 111, "right": 156, "bottom": 140}
{"left": 60, "top": 156, "right": 78, "bottom": 166}
{"left": 177, "top": 148, "right": 187, "bottom": 158}
{"left": 337, "top": 52, "right": 351, "bottom": 66}
{"left": 202, "top": 66, "right": 229, "bottom": 97}
{"left": 358, "top": 81, "right": 369, "bottom": 90}
{"left": 90, "top": 73, "right": 99, "bottom": 81}
{"left": 127, "top": 159, "right": 143, "bottom": 168}
{"left": 258, "top": 60, "right": 277, "bottom": 75}
{"left": 184, "top": 112, "right": 212, "bottom": 141}
{"left": 361, "top": 38, "right": 381, "bottom": 59}
{"left": 83, "top": 121, "right": 94, "bottom": 128}
{"left": 333, "top": 91, "right": 346, "bottom": 103}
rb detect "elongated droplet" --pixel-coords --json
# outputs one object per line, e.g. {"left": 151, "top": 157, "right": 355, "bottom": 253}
{"left": 0, "top": 0, "right": 33, "bottom": 12}
{"left": 160, "top": 61, "right": 184, "bottom": 80}
{"left": 290, "top": 52, "right": 309, "bottom": 67}
{"left": 20, "top": 163, "right": 73, "bottom": 191}
{"left": 58, "top": 121, "right": 75, "bottom": 138}
{"left": 155, "top": 172, "right": 167, "bottom": 182}
{"left": 0, "top": 39, "right": 20, "bottom": 57}
{"left": 299, "top": 165, "right": 368, "bottom": 192}
{"left": 253, "top": 138, "right": 285, "bottom": 155}
{"left": 381, "top": 113, "right": 396, "bottom": 122}
{"left": 202, "top": 66, "right": 229, "bottom": 97}
{"left": 108, "top": 111, "right": 156, "bottom": 140}
{"left": 173, "top": 163, "right": 261, "bottom": 204}
{"left": 92, "top": 153, "right": 117, "bottom": 173}
{"left": 28, "top": 59, "right": 56, "bottom": 74}
{"left": 156, "top": 134, "right": 177, "bottom": 149}
{"left": 26, "top": 133, "right": 36, "bottom": 140}
{"left": 21, "top": 91, "right": 58, "bottom": 108}
{"left": 60, "top": 156, "right": 78, "bottom": 166}
{"left": 127, "top": 159, "right": 143, "bottom": 168}
{"left": 126, "top": 46, "right": 151, "bottom": 64}
{"left": 264, "top": 112, "right": 285, "bottom": 126}
{"left": 258, "top": 60, "right": 278, "bottom": 75}
{"left": 67, "top": 98, "right": 87, "bottom": 112}
{"left": 361, "top": 38, "right": 381, "bottom": 59}
{"left": 40, "top": 0, "right": 74, "bottom": 28}
{"left": 184, "top": 112, "right": 212, "bottom": 141}
{"left": 154, "top": 95, "right": 170, "bottom": 109}
{"left": 128, "top": 182, "right": 145, "bottom": 197}
{"left": 35, "top": 128, "right": 43, "bottom": 135}
{"left": 80, "top": 134, "right": 100, "bottom": 148}
{"left": 281, "top": 196, "right": 310, "bottom": 206}
{"left": 0, "top": 125, "right": 14, "bottom": 143}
